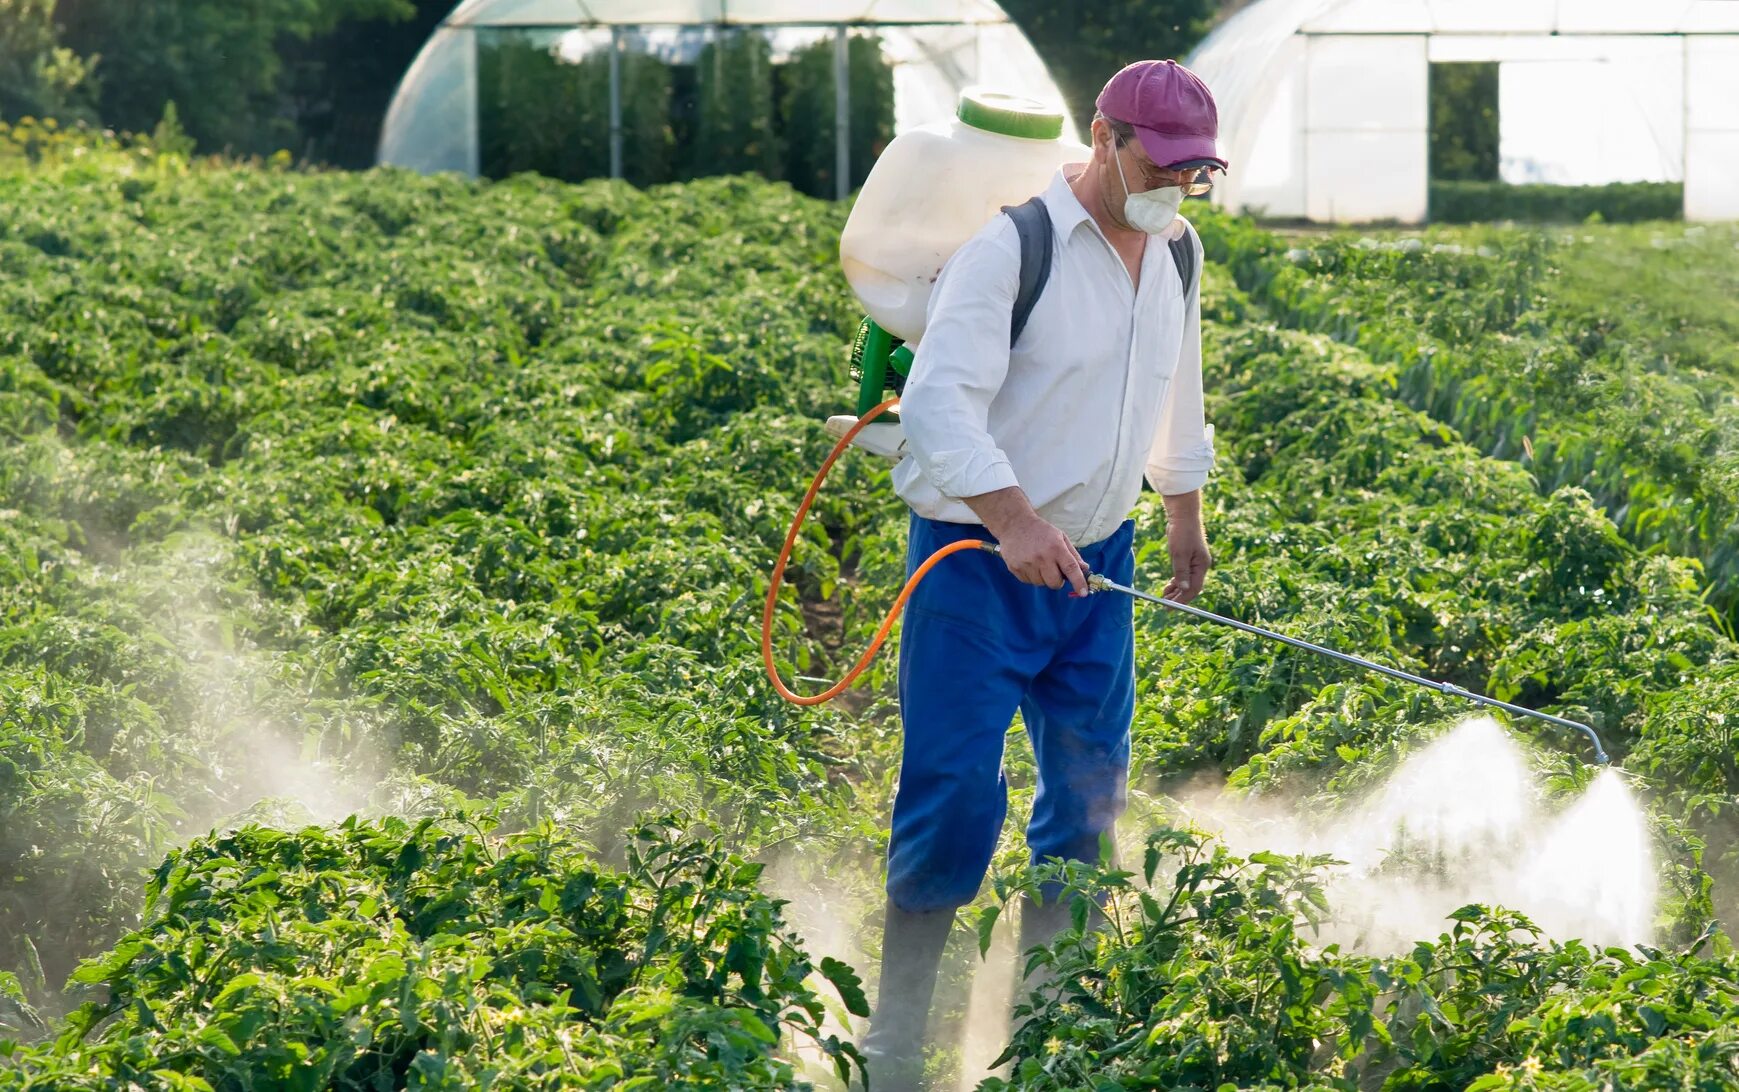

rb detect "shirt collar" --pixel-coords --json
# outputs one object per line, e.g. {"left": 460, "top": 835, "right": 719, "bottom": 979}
{"left": 1043, "top": 164, "right": 1095, "bottom": 240}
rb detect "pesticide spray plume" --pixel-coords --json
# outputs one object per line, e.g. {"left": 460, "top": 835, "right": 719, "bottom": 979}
{"left": 1175, "top": 715, "right": 1653, "bottom": 954}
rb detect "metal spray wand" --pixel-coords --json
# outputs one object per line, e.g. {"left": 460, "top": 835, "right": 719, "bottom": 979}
{"left": 976, "top": 543, "right": 1611, "bottom": 764}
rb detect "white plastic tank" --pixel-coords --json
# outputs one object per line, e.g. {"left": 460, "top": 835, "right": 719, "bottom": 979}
{"left": 839, "top": 89, "right": 1091, "bottom": 344}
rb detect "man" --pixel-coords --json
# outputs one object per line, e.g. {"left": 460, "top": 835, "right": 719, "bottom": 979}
{"left": 859, "top": 59, "right": 1225, "bottom": 1089}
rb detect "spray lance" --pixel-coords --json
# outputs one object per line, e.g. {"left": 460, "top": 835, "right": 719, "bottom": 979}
{"left": 1075, "top": 566, "right": 1609, "bottom": 764}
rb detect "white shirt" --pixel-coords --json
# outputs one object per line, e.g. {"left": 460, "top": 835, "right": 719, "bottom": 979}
{"left": 891, "top": 165, "right": 1216, "bottom": 547}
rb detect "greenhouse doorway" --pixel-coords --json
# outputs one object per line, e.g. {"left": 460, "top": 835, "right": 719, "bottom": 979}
{"left": 1427, "top": 41, "right": 1687, "bottom": 223}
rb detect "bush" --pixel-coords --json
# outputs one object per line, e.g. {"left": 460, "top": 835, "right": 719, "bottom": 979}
{"left": 1430, "top": 180, "right": 1683, "bottom": 224}
{"left": 2, "top": 815, "right": 868, "bottom": 1088}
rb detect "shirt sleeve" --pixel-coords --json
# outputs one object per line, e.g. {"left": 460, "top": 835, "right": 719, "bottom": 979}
{"left": 898, "top": 222, "right": 1023, "bottom": 500}
{"left": 1144, "top": 230, "right": 1216, "bottom": 496}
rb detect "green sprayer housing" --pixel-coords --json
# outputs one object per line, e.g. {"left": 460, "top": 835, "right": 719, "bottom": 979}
{"left": 849, "top": 317, "right": 915, "bottom": 418}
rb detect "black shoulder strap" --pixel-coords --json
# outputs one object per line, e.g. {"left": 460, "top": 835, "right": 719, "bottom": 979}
{"left": 1001, "top": 201, "right": 1196, "bottom": 345}
{"left": 1169, "top": 219, "right": 1199, "bottom": 302}
{"left": 1001, "top": 196, "right": 1053, "bottom": 348}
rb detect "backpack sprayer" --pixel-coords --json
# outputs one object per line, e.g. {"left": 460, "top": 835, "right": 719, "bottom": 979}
{"left": 758, "top": 91, "right": 1609, "bottom": 766}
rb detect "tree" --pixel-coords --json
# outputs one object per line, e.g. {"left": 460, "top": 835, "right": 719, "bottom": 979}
{"left": 0, "top": 0, "right": 95, "bottom": 123}
{"left": 478, "top": 32, "right": 672, "bottom": 188}
{"left": 996, "top": 0, "right": 1221, "bottom": 136}
{"left": 54, "top": 0, "right": 415, "bottom": 156}
{"left": 277, "top": 0, "right": 450, "bottom": 167}
{"left": 479, "top": 35, "right": 585, "bottom": 181}
{"left": 688, "top": 31, "right": 781, "bottom": 182}
{"left": 777, "top": 34, "right": 893, "bottom": 198}
{"left": 1430, "top": 62, "right": 1500, "bottom": 181}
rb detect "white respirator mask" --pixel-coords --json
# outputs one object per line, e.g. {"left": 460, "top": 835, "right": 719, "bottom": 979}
{"left": 1114, "top": 149, "right": 1186, "bottom": 235}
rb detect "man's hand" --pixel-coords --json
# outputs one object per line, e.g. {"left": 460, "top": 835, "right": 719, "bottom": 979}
{"left": 998, "top": 514, "right": 1090, "bottom": 595}
{"left": 963, "top": 486, "right": 1089, "bottom": 596}
{"left": 1162, "top": 489, "right": 1212, "bottom": 604}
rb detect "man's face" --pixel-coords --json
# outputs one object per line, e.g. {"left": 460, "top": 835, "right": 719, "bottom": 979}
{"left": 1095, "top": 119, "right": 1202, "bottom": 195}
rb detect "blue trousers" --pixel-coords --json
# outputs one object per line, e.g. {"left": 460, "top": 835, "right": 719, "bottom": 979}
{"left": 886, "top": 512, "right": 1136, "bottom": 912}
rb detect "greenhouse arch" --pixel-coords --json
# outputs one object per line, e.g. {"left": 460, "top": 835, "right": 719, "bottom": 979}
{"left": 377, "top": 0, "right": 1073, "bottom": 200}
{"left": 1185, "top": 0, "right": 1739, "bottom": 222}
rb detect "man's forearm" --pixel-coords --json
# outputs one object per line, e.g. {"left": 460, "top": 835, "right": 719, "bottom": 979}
{"left": 962, "top": 485, "right": 1042, "bottom": 539}
{"left": 1162, "top": 488, "right": 1203, "bottom": 527}
{"left": 962, "top": 484, "right": 1088, "bottom": 592}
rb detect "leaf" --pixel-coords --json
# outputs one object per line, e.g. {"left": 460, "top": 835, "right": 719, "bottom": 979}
{"left": 735, "top": 1010, "right": 778, "bottom": 1044}
{"left": 197, "top": 1023, "right": 241, "bottom": 1056}
{"left": 1138, "top": 892, "right": 1164, "bottom": 925}
{"left": 213, "top": 973, "right": 265, "bottom": 1004}
{"left": 820, "top": 956, "right": 869, "bottom": 1017}
{"left": 1638, "top": 1004, "right": 1667, "bottom": 1036}
{"left": 363, "top": 955, "right": 406, "bottom": 986}
{"left": 976, "top": 904, "right": 1002, "bottom": 958}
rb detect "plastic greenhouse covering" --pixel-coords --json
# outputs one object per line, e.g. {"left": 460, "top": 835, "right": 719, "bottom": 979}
{"left": 1186, "top": 0, "right": 1739, "bottom": 221}
{"left": 441, "top": 1, "right": 1015, "bottom": 25}
{"left": 377, "top": 0, "right": 1069, "bottom": 197}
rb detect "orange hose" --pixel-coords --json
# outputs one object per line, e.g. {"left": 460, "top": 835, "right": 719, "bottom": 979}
{"left": 761, "top": 397, "right": 994, "bottom": 706}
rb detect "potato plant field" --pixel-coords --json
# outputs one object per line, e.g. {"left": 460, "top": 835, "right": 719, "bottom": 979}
{"left": 5, "top": 127, "right": 1739, "bottom": 1089}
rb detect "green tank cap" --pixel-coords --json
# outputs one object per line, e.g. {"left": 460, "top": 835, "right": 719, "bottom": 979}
{"left": 956, "top": 89, "right": 1065, "bottom": 141}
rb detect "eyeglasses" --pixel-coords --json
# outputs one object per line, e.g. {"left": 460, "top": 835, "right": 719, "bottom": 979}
{"left": 1168, "top": 168, "right": 1217, "bottom": 197}
{"left": 1137, "top": 161, "right": 1216, "bottom": 197}
{"left": 1121, "top": 144, "right": 1217, "bottom": 196}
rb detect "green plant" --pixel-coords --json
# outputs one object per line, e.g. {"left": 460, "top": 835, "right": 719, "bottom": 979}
{"left": 977, "top": 831, "right": 1739, "bottom": 1091}
{"left": 3, "top": 814, "right": 867, "bottom": 1088}
{"left": 776, "top": 33, "right": 893, "bottom": 197}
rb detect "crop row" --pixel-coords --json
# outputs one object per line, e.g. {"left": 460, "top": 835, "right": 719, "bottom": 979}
{"left": 1195, "top": 214, "right": 1739, "bottom": 627}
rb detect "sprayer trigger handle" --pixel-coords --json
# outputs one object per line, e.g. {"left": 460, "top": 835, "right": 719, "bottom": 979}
{"left": 1067, "top": 567, "right": 1098, "bottom": 598}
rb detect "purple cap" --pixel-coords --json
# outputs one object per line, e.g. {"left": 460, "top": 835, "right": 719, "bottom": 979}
{"left": 1095, "top": 60, "right": 1227, "bottom": 172}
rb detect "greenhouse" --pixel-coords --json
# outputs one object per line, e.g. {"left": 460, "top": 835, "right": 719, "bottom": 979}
{"left": 377, "top": 0, "right": 1072, "bottom": 198}
{"left": 1186, "top": 0, "right": 1739, "bottom": 222}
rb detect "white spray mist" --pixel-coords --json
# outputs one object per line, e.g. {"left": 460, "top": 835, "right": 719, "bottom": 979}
{"left": 1180, "top": 716, "right": 1655, "bottom": 953}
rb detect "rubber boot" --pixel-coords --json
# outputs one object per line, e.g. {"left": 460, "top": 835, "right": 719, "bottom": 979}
{"left": 1014, "top": 890, "right": 1072, "bottom": 992}
{"left": 1015, "top": 889, "right": 1107, "bottom": 991}
{"left": 858, "top": 900, "right": 954, "bottom": 1092}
